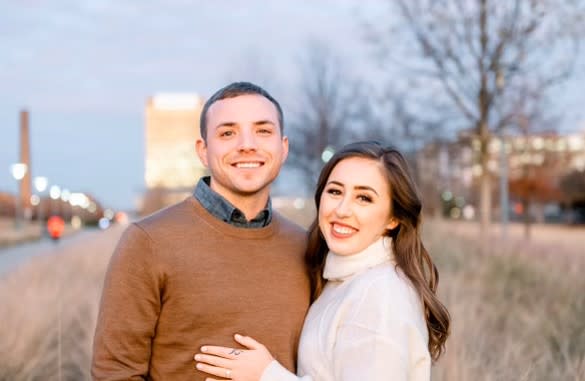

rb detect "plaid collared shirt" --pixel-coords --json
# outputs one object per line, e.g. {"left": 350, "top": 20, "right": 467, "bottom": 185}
{"left": 193, "top": 176, "right": 272, "bottom": 228}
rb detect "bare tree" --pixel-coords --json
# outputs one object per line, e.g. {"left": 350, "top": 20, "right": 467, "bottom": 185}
{"left": 366, "top": 0, "right": 584, "bottom": 244}
{"left": 287, "top": 41, "right": 373, "bottom": 192}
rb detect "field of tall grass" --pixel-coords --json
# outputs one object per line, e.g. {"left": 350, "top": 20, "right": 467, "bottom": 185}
{"left": 0, "top": 213, "right": 583, "bottom": 380}
{"left": 426, "top": 221, "right": 585, "bottom": 381}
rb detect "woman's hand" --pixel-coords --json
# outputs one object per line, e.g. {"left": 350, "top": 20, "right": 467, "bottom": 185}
{"left": 194, "top": 333, "right": 274, "bottom": 381}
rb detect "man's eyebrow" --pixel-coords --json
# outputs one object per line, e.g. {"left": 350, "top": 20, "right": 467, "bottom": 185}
{"left": 253, "top": 120, "right": 276, "bottom": 126}
{"left": 215, "top": 122, "right": 237, "bottom": 129}
{"left": 214, "top": 120, "right": 275, "bottom": 129}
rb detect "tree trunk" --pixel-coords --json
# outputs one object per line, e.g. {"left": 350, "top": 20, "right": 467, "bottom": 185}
{"left": 523, "top": 197, "right": 532, "bottom": 240}
{"left": 479, "top": 154, "right": 491, "bottom": 252}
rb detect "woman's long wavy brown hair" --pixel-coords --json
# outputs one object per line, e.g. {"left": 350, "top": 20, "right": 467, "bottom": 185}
{"left": 306, "top": 141, "right": 450, "bottom": 361}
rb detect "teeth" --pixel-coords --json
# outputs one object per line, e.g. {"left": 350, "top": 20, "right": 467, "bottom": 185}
{"left": 235, "top": 162, "right": 261, "bottom": 168}
{"left": 333, "top": 224, "right": 355, "bottom": 235}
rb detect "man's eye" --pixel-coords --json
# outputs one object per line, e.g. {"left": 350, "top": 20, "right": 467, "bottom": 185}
{"left": 220, "top": 131, "right": 234, "bottom": 137}
{"left": 258, "top": 129, "right": 272, "bottom": 135}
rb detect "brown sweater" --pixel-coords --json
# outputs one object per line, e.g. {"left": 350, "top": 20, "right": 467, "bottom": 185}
{"left": 92, "top": 197, "right": 311, "bottom": 380}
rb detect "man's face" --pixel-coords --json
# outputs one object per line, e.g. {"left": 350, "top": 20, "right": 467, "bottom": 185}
{"left": 196, "top": 94, "right": 288, "bottom": 205}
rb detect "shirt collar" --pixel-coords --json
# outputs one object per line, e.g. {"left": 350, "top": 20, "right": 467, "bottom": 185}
{"left": 323, "top": 236, "right": 393, "bottom": 281}
{"left": 193, "top": 176, "right": 272, "bottom": 228}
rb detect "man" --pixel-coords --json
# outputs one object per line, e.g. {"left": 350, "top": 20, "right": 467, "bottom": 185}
{"left": 92, "top": 82, "right": 311, "bottom": 380}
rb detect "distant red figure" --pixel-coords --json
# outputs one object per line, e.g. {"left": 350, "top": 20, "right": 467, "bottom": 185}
{"left": 47, "top": 216, "right": 65, "bottom": 240}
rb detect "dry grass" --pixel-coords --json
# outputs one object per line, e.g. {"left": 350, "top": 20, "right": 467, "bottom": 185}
{"left": 0, "top": 225, "right": 124, "bottom": 381}
{"left": 0, "top": 209, "right": 583, "bottom": 380}
{"left": 426, "top": 220, "right": 585, "bottom": 381}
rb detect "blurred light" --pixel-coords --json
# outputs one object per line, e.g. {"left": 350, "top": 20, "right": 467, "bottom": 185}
{"left": 321, "top": 146, "right": 335, "bottom": 163}
{"left": 532, "top": 137, "right": 544, "bottom": 150}
{"left": 514, "top": 202, "right": 524, "bottom": 215}
{"left": 47, "top": 216, "right": 65, "bottom": 239}
{"left": 60, "top": 189, "right": 71, "bottom": 202}
{"left": 293, "top": 198, "right": 306, "bottom": 210}
{"left": 104, "top": 209, "right": 115, "bottom": 220}
{"left": 34, "top": 176, "right": 48, "bottom": 192}
{"left": 489, "top": 139, "right": 500, "bottom": 153}
{"left": 450, "top": 207, "right": 461, "bottom": 219}
{"left": 50, "top": 185, "right": 61, "bottom": 200}
{"left": 472, "top": 165, "right": 482, "bottom": 177}
{"left": 88, "top": 202, "right": 97, "bottom": 213}
{"left": 69, "top": 193, "right": 88, "bottom": 207}
{"left": 463, "top": 205, "right": 475, "bottom": 220}
{"left": 98, "top": 217, "right": 110, "bottom": 230}
{"left": 10, "top": 163, "right": 27, "bottom": 180}
{"left": 568, "top": 135, "right": 584, "bottom": 151}
{"left": 71, "top": 216, "right": 82, "bottom": 230}
{"left": 80, "top": 196, "right": 90, "bottom": 209}
{"left": 115, "top": 211, "right": 129, "bottom": 225}
{"left": 30, "top": 194, "right": 40, "bottom": 206}
{"left": 441, "top": 191, "right": 453, "bottom": 202}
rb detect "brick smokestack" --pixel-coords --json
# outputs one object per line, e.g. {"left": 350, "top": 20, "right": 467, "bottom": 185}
{"left": 20, "top": 109, "right": 32, "bottom": 213}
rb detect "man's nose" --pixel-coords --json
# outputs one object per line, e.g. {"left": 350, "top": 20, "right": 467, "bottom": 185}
{"left": 237, "top": 130, "right": 258, "bottom": 151}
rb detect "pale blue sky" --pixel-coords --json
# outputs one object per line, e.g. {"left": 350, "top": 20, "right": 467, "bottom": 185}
{"left": 0, "top": 0, "right": 379, "bottom": 210}
{"left": 1, "top": 1, "right": 583, "bottom": 210}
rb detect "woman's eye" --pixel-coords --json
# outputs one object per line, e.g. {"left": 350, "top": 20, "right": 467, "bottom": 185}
{"left": 326, "top": 188, "right": 341, "bottom": 196}
{"left": 357, "top": 195, "right": 373, "bottom": 203}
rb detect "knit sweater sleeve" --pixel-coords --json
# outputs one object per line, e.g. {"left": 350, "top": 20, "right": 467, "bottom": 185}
{"left": 91, "top": 223, "right": 164, "bottom": 380}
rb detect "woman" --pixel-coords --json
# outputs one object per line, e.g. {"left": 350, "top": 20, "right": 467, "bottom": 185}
{"left": 194, "top": 141, "right": 450, "bottom": 380}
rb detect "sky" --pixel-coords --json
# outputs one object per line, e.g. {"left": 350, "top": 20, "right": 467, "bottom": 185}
{"left": 1, "top": 0, "right": 584, "bottom": 210}
{"left": 0, "top": 0, "right": 381, "bottom": 210}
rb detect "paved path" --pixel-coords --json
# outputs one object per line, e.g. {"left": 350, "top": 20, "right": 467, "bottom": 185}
{"left": 0, "top": 224, "right": 125, "bottom": 276}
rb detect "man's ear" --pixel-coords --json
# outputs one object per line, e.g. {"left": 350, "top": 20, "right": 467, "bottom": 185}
{"left": 281, "top": 135, "right": 289, "bottom": 163}
{"left": 386, "top": 217, "right": 399, "bottom": 231}
{"left": 195, "top": 139, "right": 209, "bottom": 167}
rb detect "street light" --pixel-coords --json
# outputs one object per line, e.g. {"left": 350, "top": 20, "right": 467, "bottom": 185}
{"left": 34, "top": 176, "right": 48, "bottom": 234}
{"left": 10, "top": 163, "right": 28, "bottom": 230}
{"left": 49, "top": 185, "right": 61, "bottom": 217}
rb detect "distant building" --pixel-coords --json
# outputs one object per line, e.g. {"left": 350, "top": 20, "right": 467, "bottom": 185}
{"left": 416, "top": 128, "right": 585, "bottom": 220}
{"left": 143, "top": 93, "right": 207, "bottom": 212}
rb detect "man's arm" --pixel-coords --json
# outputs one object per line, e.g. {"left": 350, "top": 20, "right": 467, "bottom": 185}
{"left": 92, "top": 223, "right": 163, "bottom": 381}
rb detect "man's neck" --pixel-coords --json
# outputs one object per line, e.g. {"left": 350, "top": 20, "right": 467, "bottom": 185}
{"left": 209, "top": 181, "right": 271, "bottom": 221}
{"left": 232, "top": 196, "right": 270, "bottom": 221}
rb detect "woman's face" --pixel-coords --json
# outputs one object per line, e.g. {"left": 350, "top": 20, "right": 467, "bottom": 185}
{"left": 318, "top": 157, "right": 398, "bottom": 256}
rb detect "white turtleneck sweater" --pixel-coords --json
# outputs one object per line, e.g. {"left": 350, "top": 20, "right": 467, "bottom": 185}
{"left": 260, "top": 237, "right": 430, "bottom": 381}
